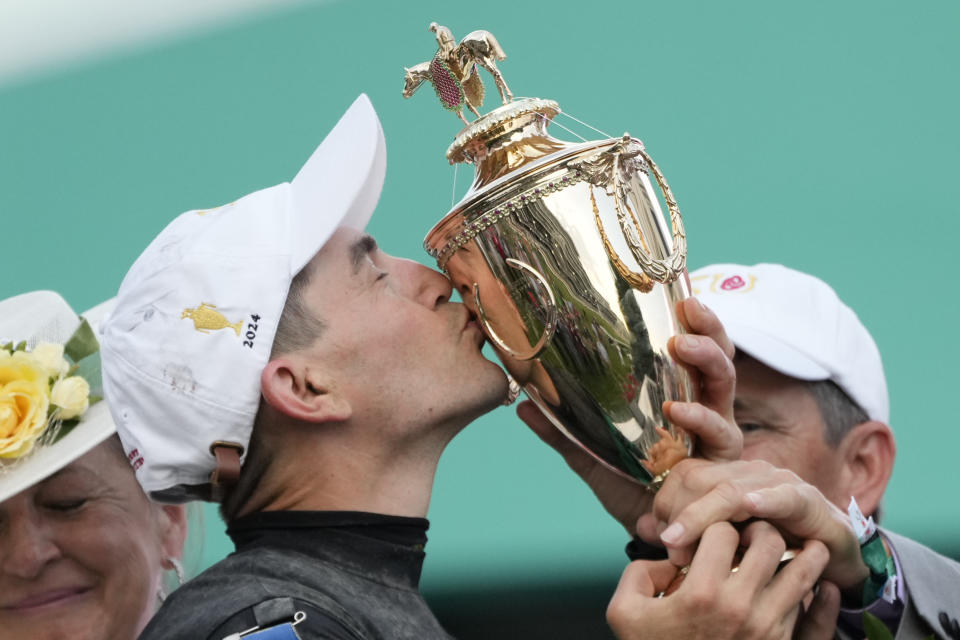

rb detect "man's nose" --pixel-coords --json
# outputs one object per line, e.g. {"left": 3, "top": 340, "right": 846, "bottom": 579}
{"left": 0, "top": 514, "right": 62, "bottom": 580}
{"left": 408, "top": 260, "right": 453, "bottom": 308}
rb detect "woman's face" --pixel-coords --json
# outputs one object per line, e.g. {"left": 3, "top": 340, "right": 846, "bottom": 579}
{"left": 0, "top": 438, "right": 186, "bottom": 640}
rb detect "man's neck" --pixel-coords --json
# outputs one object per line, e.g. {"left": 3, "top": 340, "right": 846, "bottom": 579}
{"left": 242, "top": 422, "right": 452, "bottom": 518}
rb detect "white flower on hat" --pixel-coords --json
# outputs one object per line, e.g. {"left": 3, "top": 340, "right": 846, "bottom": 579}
{"left": 30, "top": 342, "right": 70, "bottom": 379}
{"left": 51, "top": 376, "right": 91, "bottom": 420}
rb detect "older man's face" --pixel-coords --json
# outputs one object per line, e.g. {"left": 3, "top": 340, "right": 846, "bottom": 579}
{"left": 733, "top": 355, "right": 850, "bottom": 507}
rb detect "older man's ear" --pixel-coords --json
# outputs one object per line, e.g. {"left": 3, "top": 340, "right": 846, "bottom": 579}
{"left": 260, "top": 358, "right": 352, "bottom": 424}
{"left": 835, "top": 420, "right": 895, "bottom": 518}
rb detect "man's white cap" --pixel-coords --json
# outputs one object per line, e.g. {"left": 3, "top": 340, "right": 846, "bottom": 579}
{"left": 100, "top": 95, "right": 386, "bottom": 502}
{"left": 690, "top": 263, "right": 888, "bottom": 424}
{"left": 0, "top": 291, "right": 116, "bottom": 503}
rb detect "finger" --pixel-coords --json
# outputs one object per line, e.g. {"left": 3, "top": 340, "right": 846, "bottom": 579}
{"left": 676, "top": 296, "right": 691, "bottom": 332}
{"left": 659, "top": 480, "right": 753, "bottom": 550}
{"left": 648, "top": 460, "right": 699, "bottom": 565}
{"left": 734, "top": 521, "right": 788, "bottom": 593}
{"left": 618, "top": 559, "right": 682, "bottom": 597}
{"left": 742, "top": 484, "right": 835, "bottom": 539}
{"left": 663, "top": 539, "right": 696, "bottom": 568}
{"left": 635, "top": 512, "right": 661, "bottom": 545}
{"left": 664, "top": 400, "right": 741, "bottom": 462}
{"left": 668, "top": 333, "right": 735, "bottom": 405}
{"left": 684, "top": 521, "right": 740, "bottom": 586}
{"left": 516, "top": 400, "right": 563, "bottom": 446}
{"left": 743, "top": 484, "right": 863, "bottom": 573}
{"left": 796, "top": 581, "right": 841, "bottom": 640}
{"left": 678, "top": 298, "right": 735, "bottom": 360}
{"left": 667, "top": 332, "right": 702, "bottom": 395}
{"left": 652, "top": 459, "right": 794, "bottom": 544}
{"left": 744, "top": 483, "right": 868, "bottom": 590}
{"left": 760, "top": 539, "right": 829, "bottom": 619}
{"left": 781, "top": 604, "right": 803, "bottom": 640}
{"left": 667, "top": 333, "right": 737, "bottom": 438}
{"left": 607, "top": 560, "right": 679, "bottom": 632}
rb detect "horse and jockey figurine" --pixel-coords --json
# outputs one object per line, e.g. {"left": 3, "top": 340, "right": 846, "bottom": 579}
{"left": 403, "top": 23, "right": 514, "bottom": 124}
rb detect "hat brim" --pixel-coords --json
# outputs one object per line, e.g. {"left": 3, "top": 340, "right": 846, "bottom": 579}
{"left": 289, "top": 94, "right": 386, "bottom": 274}
{"left": 0, "top": 400, "right": 115, "bottom": 503}
{"left": 724, "top": 319, "right": 832, "bottom": 381}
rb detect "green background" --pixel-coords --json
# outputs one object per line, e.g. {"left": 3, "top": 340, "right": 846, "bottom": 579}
{"left": 2, "top": 0, "right": 957, "bottom": 614}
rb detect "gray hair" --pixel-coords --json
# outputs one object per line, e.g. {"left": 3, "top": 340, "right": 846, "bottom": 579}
{"left": 804, "top": 379, "right": 870, "bottom": 447}
{"left": 805, "top": 379, "right": 883, "bottom": 521}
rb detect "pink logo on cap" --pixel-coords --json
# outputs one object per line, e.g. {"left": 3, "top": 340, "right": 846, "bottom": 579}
{"left": 127, "top": 448, "right": 145, "bottom": 471}
{"left": 721, "top": 275, "right": 746, "bottom": 291}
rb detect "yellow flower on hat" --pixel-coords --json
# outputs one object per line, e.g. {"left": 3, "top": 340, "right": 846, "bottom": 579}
{"left": 51, "top": 376, "right": 90, "bottom": 420}
{"left": 30, "top": 342, "right": 70, "bottom": 379}
{"left": 0, "top": 351, "right": 51, "bottom": 459}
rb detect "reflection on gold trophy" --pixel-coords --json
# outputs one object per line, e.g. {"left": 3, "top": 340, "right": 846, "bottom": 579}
{"left": 408, "top": 23, "right": 693, "bottom": 488}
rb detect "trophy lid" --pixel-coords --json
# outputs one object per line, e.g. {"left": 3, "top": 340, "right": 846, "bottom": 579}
{"left": 445, "top": 97, "right": 562, "bottom": 167}
{"left": 402, "top": 23, "right": 600, "bottom": 263}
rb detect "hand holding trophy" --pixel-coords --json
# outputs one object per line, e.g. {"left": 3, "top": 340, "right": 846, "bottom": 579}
{"left": 406, "top": 24, "right": 839, "bottom": 638}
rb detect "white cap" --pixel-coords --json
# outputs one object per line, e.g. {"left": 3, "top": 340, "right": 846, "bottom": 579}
{"left": 100, "top": 95, "right": 386, "bottom": 501}
{"left": 690, "top": 263, "right": 888, "bottom": 424}
{"left": 0, "top": 291, "right": 116, "bottom": 503}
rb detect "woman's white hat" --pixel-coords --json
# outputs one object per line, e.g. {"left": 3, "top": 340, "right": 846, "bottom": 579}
{"left": 0, "top": 291, "right": 116, "bottom": 503}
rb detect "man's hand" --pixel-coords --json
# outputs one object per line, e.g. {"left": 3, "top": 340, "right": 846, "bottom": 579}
{"left": 642, "top": 458, "right": 869, "bottom": 590}
{"left": 516, "top": 298, "right": 742, "bottom": 534}
{"left": 606, "top": 521, "right": 839, "bottom": 640}
{"left": 665, "top": 297, "right": 741, "bottom": 463}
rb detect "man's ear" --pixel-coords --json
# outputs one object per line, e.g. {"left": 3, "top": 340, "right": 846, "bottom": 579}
{"left": 837, "top": 421, "right": 895, "bottom": 516}
{"left": 157, "top": 504, "right": 188, "bottom": 568}
{"left": 260, "top": 357, "right": 352, "bottom": 424}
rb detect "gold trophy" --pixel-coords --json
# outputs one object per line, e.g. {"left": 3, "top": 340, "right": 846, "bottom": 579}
{"left": 407, "top": 24, "right": 693, "bottom": 488}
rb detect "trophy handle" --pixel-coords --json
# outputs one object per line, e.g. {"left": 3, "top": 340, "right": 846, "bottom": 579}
{"left": 581, "top": 137, "right": 687, "bottom": 290}
{"left": 623, "top": 146, "right": 687, "bottom": 285}
{"left": 474, "top": 258, "right": 558, "bottom": 361}
{"left": 591, "top": 188, "right": 656, "bottom": 293}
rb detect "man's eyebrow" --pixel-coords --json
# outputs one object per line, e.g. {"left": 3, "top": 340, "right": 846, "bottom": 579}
{"left": 349, "top": 234, "right": 378, "bottom": 274}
